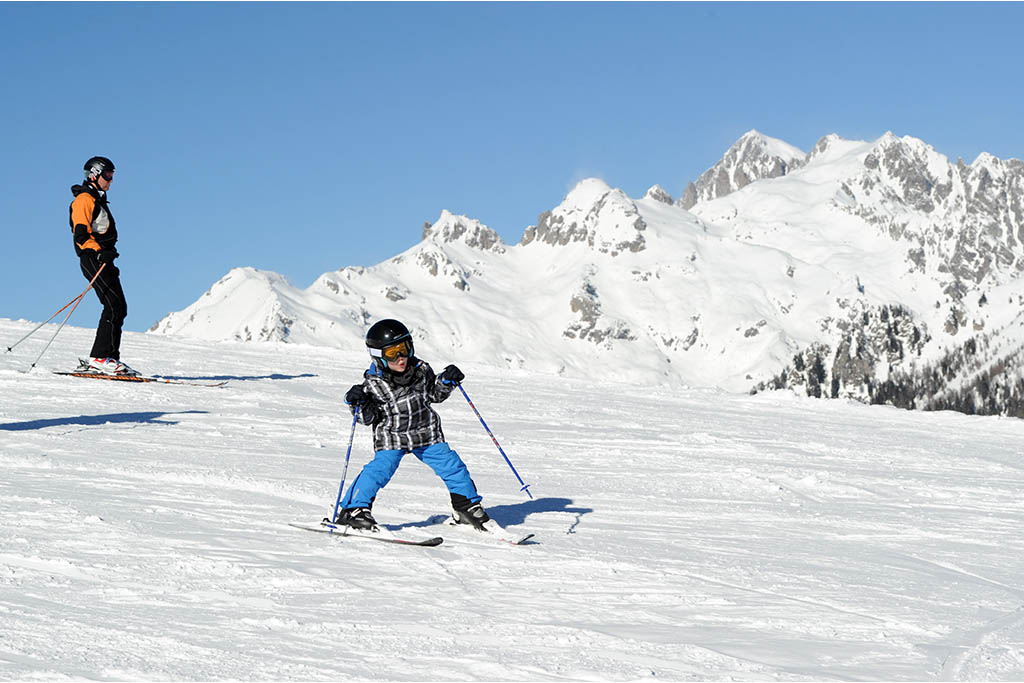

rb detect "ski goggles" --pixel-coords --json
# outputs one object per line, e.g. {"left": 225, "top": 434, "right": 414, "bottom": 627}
{"left": 101, "top": 169, "right": 114, "bottom": 181}
{"left": 378, "top": 340, "right": 412, "bottom": 361}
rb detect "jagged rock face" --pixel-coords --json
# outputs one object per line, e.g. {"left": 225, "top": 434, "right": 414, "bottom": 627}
{"left": 837, "top": 135, "right": 1024, "bottom": 289}
{"left": 246, "top": 307, "right": 294, "bottom": 343}
{"left": 956, "top": 157, "right": 1024, "bottom": 279}
{"left": 853, "top": 313, "right": 1024, "bottom": 418}
{"left": 394, "top": 246, "right": 472, "bottom": 291}
{"left": 563, "top": 278, "right": 636, "bottom": 346}
{"left": 680, "top": 183, "right": 698, "bottom": 210}
{"left": 678, "top": 131, "right": 805, "bottom": 209}
{"left": 521, "top": 181, "right": 647, "bottom": 256}
{"left": 423, "top": 211, "right": 506, "bottom": 253}
{"left": 754, "top": 303, "right": 930, "bottom": 401}
{"left": 807, "top": 133, "right": 842, "bottom": 162}
{"left": 644, "top": 185, "right": 675, "bottom": 205}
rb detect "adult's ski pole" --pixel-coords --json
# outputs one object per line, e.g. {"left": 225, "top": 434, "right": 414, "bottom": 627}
{"left": 330, "top": 406, "right": 361, "bottom": 525}
{"left": 26, "top": 264, "right": 107, "bottom": 372}
{"left": 456, "top": 384, "right": 533, "bottom": 499}
{"left": 6, "top": 264, "right": 106, "bottom": 354}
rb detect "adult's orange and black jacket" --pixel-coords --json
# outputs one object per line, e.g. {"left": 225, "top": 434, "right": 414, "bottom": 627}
{"left": 69, "top": 183, "right": 117, "bottom": 256}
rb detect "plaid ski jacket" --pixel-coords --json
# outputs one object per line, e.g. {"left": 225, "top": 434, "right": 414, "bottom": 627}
{"left": 355, "top": 358, "right": 455, "bottom": 451}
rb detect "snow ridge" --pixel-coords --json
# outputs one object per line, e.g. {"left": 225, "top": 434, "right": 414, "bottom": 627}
{"left": 152, "top": 131, "right": 1024, "bottom": 416}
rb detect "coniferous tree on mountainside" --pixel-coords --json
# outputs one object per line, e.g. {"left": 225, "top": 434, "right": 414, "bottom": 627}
{"left": 761, "top": 323, "right": 1024, "bottom": 419}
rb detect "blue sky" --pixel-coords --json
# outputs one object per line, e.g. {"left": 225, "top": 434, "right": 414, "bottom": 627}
{"left": 2, "top": 2, "right": 1023, "bottom": 339}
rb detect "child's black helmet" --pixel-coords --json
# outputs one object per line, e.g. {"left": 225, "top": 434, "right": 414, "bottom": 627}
{"left": 365, "top": 319, "right": 414, "bottom": 370}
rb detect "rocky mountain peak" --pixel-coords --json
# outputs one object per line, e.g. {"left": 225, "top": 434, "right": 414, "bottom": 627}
{"left": 644, "top": 184, "right": 675, "bottom": 204}
{"left": 811, "top": 132, "right": 840, "bottom": 152}
{"left": 827, "top": 132, "right": 1024, "bottom": 287}
{"left": 678, "top": 130, "right": 805, "bottom": 209}
{"left": 421, "top": 210, "right": 505, "bottom": 253}
{"left": 563, "top": 178, "right": 614, "bottom": 210}
{"left": 520, "top": 178, "right": 647, "bottom": 255}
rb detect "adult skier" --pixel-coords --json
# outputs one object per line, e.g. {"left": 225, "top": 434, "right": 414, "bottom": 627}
{"left": 337, "top": 319, "right": 492, "bottom": 531}
{"left": 69, "top": 156, "right": 135, "bottom": 375}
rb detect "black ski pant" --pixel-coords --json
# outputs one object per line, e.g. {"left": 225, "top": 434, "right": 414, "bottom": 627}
{"left": 79, "top": 252, "right": 127, "bottom": 360}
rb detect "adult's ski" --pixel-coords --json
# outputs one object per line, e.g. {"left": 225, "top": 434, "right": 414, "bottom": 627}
{"left": 53, "top": 371, "right": 227, "bottom": 388}
{"left": 289, "top": 520, "right": 444, "bottom": 547}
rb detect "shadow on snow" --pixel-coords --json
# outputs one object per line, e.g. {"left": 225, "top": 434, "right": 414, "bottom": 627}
{"left": 150, "top": 372, "right": 318, "bottom": 382}
{"left": 390, "top": 497, "right": 593, "bottom": 534}
{"left": 489, "top": 497, "right": 594, "bottom": 532}
{"left": 0, "top": 410, "right": 209, "bottom": 431}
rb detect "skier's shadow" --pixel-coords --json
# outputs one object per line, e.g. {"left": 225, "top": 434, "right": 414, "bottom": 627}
{"left": 151, "top": 373, "right": 317, "bottom": 382}
{"left": 394, "top": 497, "right": 593, "bottom": 534}
{"left": 488, "top": 497, "right": 593, "bottom": 532}
{"left": 0, "top": 410, "right": 208, "bottom": 431}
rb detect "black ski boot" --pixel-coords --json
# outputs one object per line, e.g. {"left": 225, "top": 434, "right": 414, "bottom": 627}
{"left": 452, "top": 502, "right": 491, "bottom": 530}
{"left": 335, "top": 507, "right": 378, "bottom": 531}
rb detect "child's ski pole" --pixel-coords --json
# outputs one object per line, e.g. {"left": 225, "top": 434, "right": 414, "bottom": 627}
{"left": 330, "top": 406, "right": 360, "bottom": 524}
{"left": 457, "top": 384, "right": 532, "bottom": 499}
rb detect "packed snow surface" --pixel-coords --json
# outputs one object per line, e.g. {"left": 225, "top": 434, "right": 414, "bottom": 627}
{"left": 3, "top": 319, "right": 1024, "bottom": 680}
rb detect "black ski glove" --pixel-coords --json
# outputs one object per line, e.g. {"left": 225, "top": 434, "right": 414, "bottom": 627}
{"left": 361, "top": 401, "right": 382, "bottom": 425}
{"left": 439, "top": 364, "right": 465, "bottom": 386}
{"left": 345, "top": 384, "right": 368, "bottom": 407}
{"left": 97, "top": 250, "right": 118, "bottom": 264}
{"left": 345, "top": 386, "right": 381, "bottom": 423}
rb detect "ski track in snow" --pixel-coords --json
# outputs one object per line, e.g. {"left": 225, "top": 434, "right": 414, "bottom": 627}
{"left": 3, "top": 320, "right": 1024, "bottom": 680}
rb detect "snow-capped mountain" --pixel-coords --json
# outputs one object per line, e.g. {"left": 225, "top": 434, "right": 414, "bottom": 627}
{"left": 699, "top": 132, "right": 1024, "bottom": 412}
{"left": 678, "top": 129, "right": 805, "bottom": 209}
{"left": 151, "top": 131, "right": 1024, "bottom": 416}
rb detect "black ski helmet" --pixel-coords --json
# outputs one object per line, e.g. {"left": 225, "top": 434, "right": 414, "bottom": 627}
{"left": 365, "top": 319, "right": 414, "bottom": 370}
{"left": 84, "top": 156, "right": 115, "bottom": 182}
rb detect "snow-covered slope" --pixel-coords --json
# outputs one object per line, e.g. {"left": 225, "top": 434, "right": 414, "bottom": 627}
{"left": 152, "top": 189, "right": 850, "bottom": 391}
{"left": 151, "top": 132, "right": 1024, "bottom": 414}
{"left": 4, "top": 319, "right": 1024, "bottom": 680}
{"left": 698, "top": 132, "right": 1024, "bottom": 408}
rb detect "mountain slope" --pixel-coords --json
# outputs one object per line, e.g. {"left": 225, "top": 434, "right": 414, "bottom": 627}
{"left": 151, "top": 131, "right": 1024, "bottom": 414}
{"left": 153, "top": 184, "right": 872, "bottom": 390}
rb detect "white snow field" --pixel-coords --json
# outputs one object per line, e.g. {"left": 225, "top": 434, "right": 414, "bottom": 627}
{"left": 3, "top": 319, "right": 1024, "bottom": 681}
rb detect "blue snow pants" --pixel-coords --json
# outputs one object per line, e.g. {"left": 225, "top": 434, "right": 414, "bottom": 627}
{"left": 340, "top": 442, "right": 481, "bottom": 510}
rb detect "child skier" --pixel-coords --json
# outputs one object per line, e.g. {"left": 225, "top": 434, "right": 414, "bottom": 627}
{"left": 336, "top": 319, "right": 492, "bottom": 532}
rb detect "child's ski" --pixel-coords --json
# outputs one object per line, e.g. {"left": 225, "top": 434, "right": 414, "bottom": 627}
{"left": 445, "top": 518, "right": 535, "bottom": 546}
{"left": 289, "top": 520, "right": 444, "bottom": 547}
